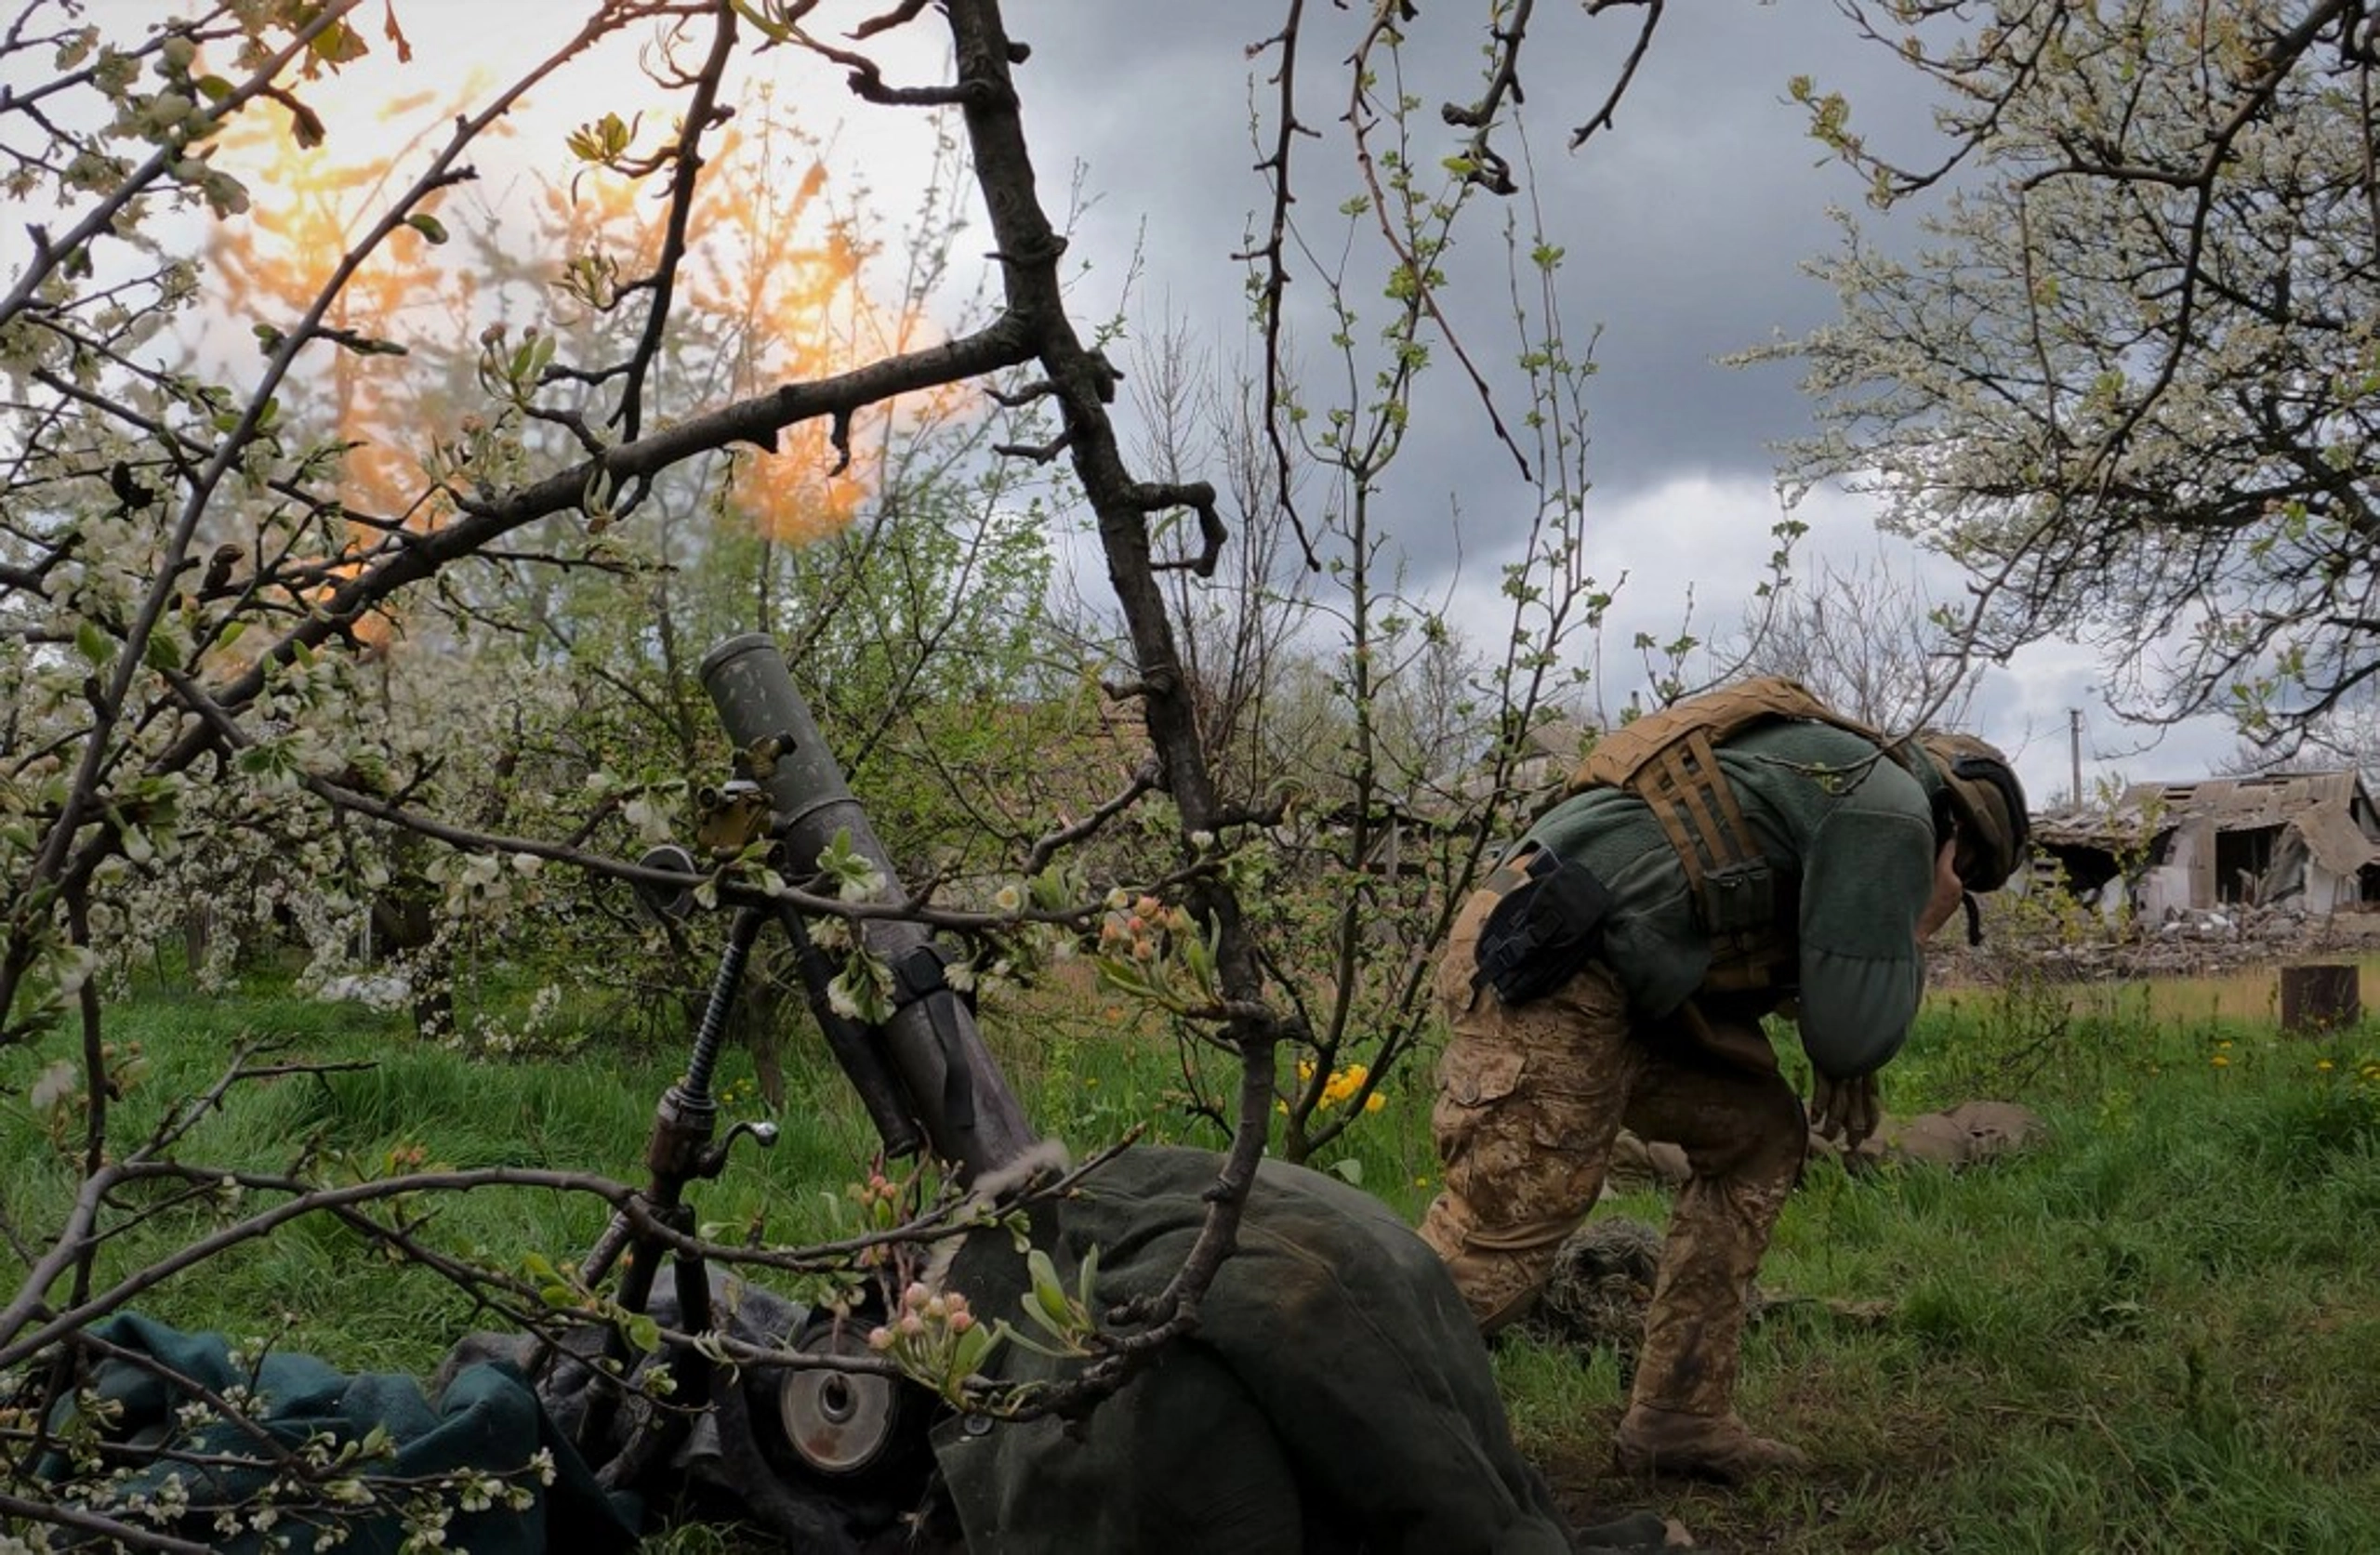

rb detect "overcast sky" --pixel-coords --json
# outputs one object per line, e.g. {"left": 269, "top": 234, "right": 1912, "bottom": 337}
{"left": 997, "top": 0, "right": 2246, "bottom": 807}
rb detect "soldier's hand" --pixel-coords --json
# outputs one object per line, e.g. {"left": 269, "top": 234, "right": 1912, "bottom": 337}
{"left": 1810, "top": 1071, "right": 1881, "bottom": 1152}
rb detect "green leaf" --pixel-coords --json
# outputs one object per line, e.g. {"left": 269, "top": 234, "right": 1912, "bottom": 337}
{"left": 75, "top": 619, "right": 114, "bottom": 666}
{"left": 952, "top": 1324, "right": 998, "bottom": 1377}
{"left": 308, "top": 20, "right": 368, "bottom": 66}
{"left": 1024, "top": 1247, "right": 1076, "bottom": 1337}
{"left": 405, "top": 213, "right": 447, "bottom": 244}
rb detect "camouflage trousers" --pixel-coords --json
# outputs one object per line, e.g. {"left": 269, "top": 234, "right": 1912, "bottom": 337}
{"left": 1417, "top": 885, "right": 1806, "bottom": 1420}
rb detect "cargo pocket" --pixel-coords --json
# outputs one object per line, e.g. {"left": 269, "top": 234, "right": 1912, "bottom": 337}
{"left": 1433, "top": 1045, "right": 1527, "bottom": 1180}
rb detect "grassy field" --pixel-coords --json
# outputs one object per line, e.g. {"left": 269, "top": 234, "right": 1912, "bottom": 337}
{"left": 7, "top": 965, "right": 2380, "bottom": 1552}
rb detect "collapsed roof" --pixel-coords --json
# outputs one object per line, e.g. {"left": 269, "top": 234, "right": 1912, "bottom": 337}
{"left": 2035, "top": 771, "right": 2380, "bottom": 877}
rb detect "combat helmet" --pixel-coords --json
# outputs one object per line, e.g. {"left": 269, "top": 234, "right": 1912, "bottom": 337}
{"left": 1916, "top": 731, "right": 2030, "bottom": 892}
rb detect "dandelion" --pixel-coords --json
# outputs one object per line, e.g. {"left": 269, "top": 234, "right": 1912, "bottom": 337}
{"left": 2211, "top": 1054, "right": 2230, "bottom": 1069}
{"left": 1364, "top": 1094, "right": 1385, "bottom": 1114}
{"left": 2317, "top": 1059, "right": 2335, "bottom": 1073}
{"left": 1319, "top": 1063, "right": 1369, "bottom": 1108}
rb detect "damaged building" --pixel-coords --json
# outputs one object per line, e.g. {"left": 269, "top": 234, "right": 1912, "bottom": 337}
{"left": 2033, "top": 771, "right": 2380, "bottom": 920}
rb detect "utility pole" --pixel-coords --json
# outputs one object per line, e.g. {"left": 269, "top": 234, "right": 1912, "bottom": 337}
{"left": 2069, "top": 707, "right": 2084, "bottom": 810}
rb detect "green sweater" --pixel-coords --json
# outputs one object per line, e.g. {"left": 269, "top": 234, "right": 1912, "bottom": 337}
{"left": 1523, "top": 718, "right": 1941, "bottom": 1078}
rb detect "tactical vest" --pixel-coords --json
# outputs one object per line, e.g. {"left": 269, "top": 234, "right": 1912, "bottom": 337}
{"left": 1567, "top": 678, "right": 1912, "bottom": 992}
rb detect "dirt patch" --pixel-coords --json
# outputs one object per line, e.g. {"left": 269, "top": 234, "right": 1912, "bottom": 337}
{"left": 1530, "top": 1398, "right": 1964, "bottom": 1555}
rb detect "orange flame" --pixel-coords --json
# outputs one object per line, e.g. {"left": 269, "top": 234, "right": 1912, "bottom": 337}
{"left": 205, "top": 55, "right": 960, "bottom": 622}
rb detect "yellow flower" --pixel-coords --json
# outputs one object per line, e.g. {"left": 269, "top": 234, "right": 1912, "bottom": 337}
{"left": 2211, "top": 1054, "right": 2230, "bottom": 1069}
{"left": 1320, "top": 1064, "right": 1368, "bottom": 1108}
{"left": 2317, "top": 1059, "right": 2335, "bottom": 1073}
{"left": 1413, "top": 1176, "right": 1431, "bottom": 1188}
{"left": 1364, "top": 1094, "right": 1385, "bottom": 1114}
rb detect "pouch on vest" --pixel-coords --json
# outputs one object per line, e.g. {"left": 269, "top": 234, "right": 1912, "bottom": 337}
{"left": 1700, "top": 857, "right": 1777, "bottom": 938}
{"left": 1472, "top": 849, "right": 1615, "bottom": 1007}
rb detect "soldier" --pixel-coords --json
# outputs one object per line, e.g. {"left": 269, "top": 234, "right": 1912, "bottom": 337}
{"left": 1417, "top": 681, "right": 2028, "bottom": 1483}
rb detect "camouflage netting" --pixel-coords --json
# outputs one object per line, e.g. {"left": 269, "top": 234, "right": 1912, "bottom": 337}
{"left": 1531, "top": 1216, "right": 1663, "bottom": 1357}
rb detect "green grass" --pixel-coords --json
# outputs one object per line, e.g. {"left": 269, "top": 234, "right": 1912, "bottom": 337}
{"left": 1583, "top": 995, "right": 2380, "bottom": 1553}
{"left": 8, "top": 969, "right": 2380, "bottom": 1551}
{"left": 0, "top": 979, "right": 889, "bottom": 1376}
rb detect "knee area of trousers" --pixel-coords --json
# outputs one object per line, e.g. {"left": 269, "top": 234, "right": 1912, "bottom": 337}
{"left": 1721, "top": 1091, "right": 1809, "bottom": 1180}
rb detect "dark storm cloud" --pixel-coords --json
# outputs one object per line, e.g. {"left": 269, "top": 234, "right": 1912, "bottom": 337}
{"left": 1002, "top": 3, "right": 2246, "bottom": 781}
{"left": 1014, "top": 2, "right": 1943, "bottom": 506}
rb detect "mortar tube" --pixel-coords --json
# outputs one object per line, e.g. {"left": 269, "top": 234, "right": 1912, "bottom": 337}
{"left": 776, "top": 900, "right": 927, "bottom": 1160}
{"left": 699, "top": 633, "right": 1042, "bottom": 1182}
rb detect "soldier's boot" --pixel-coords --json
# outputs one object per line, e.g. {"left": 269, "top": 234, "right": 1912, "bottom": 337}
{"left": 1613, "top": 1403, "right": 1811, "bottom": 1483}
{"left": 1615, "top": 1107, "right": 1806, "bottom": 1482}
